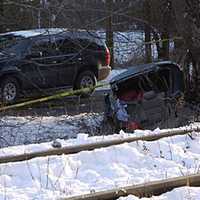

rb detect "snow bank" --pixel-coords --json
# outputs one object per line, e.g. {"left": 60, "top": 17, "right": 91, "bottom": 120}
{"left": 0, "top": 113, "right": 103, "bottom": 148}
{"left": 0, "top": 124, "right": 198, "bottom": 158}
{"left": 0, "top": 131, "right": 200, "bottom": 199}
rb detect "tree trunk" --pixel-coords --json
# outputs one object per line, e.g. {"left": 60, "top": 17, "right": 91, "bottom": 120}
{"left": 172, "top": 0, "right": 200, "bottom": 102}
{"left": 159, "top": 31, "right": 170, "bottom": 60}
{"left": 144, "top": 26, "right": 152, "bottom": 63}
{"left": 190, "top": 50, "right": 200, "bottom": 101}
{"left": 144, "top": 0, "right": 152, "bottom": 63}
{"left": 106, "top": 0, "right": 114, "bottom": 69}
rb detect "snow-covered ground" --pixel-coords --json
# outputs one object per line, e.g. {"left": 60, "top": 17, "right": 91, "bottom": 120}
{"left": 0, "top": 113, "right": 103, "bottom": 148}
{"left": 0, "top": 129, "right": 200, "bottom": 199}
{"left": 118, "top": 187, "right": 200, "bottom": 200}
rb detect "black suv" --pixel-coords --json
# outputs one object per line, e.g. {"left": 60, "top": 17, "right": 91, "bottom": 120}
{"left": 0, "top": 29, "right": 111, "bottom": 103}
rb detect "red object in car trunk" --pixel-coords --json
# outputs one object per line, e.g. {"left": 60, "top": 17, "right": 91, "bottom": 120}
{"left": 105, "top": 47, "right": 111, "bottom": 66}
{"left": 127, "top": 121, "right": 142, "bottom": 131}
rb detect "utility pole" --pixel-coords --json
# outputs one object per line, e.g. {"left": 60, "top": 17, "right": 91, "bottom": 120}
{"left": 0, "top": 0, "right": 4, "bottom": 33}
{"left": 159, "top": 0, "right": 171, "bottom": 60}
{"left": 38, "top": 0, "right": 47, "bottom": 28}
{"left": 106, "top": 0, "right": 114, "bottom": 68}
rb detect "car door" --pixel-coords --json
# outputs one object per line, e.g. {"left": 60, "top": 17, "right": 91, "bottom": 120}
{"left": 29, "top": 38, "right": 63, "bottom": 89}
{"left": 17, "top": 39, "right": 49, "bottom": 90}
{"left": 50, "top": 37, "right": 79, "bottom": 87}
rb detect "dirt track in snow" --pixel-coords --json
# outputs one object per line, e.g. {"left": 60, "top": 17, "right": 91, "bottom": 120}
{"left": 0, "top": 94, "right": 106, "bottom": 117}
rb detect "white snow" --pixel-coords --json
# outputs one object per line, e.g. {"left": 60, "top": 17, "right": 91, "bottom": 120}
{"left": 1, "top": 121, "right": 198, "bottom": 158}
{"left": 0, "top": 113, "right": 103, "bottom": 148}
{"left": 98, "top": 31, "right": 145, "bottom": 64}
{"left": 0, "top": 128, "right": 200, "bottom": 199}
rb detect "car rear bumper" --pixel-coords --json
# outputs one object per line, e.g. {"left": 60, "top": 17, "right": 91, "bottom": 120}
{"left": 98, "top": 65, "right": 111, "bottom": 81}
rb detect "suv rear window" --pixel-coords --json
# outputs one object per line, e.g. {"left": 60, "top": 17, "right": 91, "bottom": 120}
{"left": 55, "top": 38, "right": 101, "bottom": 54}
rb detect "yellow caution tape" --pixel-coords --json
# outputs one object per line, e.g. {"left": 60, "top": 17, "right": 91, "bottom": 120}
{"left": 0, "top": 83, "right": 109, "bottom": 112}
{"left": 143, "top": 36, "right": 183, "bottom": 45}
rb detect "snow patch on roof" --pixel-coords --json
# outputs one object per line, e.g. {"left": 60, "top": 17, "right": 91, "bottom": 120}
{"left": 0, "top": 28, "right": 67, "bottom": 38}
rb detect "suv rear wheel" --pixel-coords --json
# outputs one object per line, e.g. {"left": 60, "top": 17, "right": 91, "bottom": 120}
{"left": 75, "top": 71, "right": 97, "bottom": 95}
{"left": 1, "top": 77, "right": 19, "bottom": 104}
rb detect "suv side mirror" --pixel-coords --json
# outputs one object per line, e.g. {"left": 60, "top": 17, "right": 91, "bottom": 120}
{"left": 171, "top": 90, "right": 182, "bottom": 99}
{"left": 26, "top": 51, "right": 43, "bottom": 59}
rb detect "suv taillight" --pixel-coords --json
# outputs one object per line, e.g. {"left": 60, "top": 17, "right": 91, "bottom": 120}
{"left": 105, "top": 47, "right": 111, "bottom": 66}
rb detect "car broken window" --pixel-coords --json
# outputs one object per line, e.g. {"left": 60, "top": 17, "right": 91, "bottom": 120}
{"left": 115, "top": 76, "right": 144, "bottom": 102}
{"left": 54, "top": 38, "right": 81, "bottom": 54}
{"left": 30, "top": 40, "right": 57, "bottom": 58}
{"left": 147, "top": 69, "right": 170, "bottom": 93}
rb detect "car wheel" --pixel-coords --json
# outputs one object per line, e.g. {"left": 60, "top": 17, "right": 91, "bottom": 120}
{"left": 1, "top": 77, "right": 19, "bottom": 104}
{"left": 75, "top": 71, "right": 97, "bottom": 96}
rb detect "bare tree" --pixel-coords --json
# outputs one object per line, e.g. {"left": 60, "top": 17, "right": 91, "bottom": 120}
{"left": 149, "top": 0, "right": 173, "bottom": 60}
{"left": 143, "top": 0, "right": 152, "bottom": 63}
{"left": 172, "top": 0, "right": 200, "bottom": 101}
{"left": 106, "top": 0, "right": 114, "bottom": 68}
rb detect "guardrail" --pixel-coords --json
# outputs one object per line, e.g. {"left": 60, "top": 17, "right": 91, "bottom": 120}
{"left": 0, "top": 126, "right": 199, "bottom": 164}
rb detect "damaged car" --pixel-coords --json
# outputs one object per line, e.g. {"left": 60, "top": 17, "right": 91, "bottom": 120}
{"left": 105, "top": 61, "right": 185, "bottom": 132}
